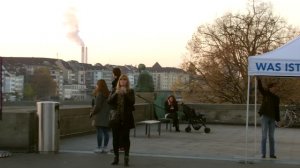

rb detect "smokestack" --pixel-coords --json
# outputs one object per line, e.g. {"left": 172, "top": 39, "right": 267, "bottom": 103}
{"left": 81, "top": 46, "right": 85, "bottom": 63}
{"left": 81, "top": 46, "right": 88, "bottom": 64}
{"left": 85, "top": 46, "right": 88, "bottom": 63}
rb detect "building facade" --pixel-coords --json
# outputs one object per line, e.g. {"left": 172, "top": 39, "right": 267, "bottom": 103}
{"left": 149, "top": 62, "right": 190, "bottom": 91}
{"left": 1, "top": 58, "right": 189, "bottom": 101}
{"left": 63, "top": 84, "right": 86, "bottom": 101}
{"left": 3, "top": 72, "right": 24, "bottom": 101}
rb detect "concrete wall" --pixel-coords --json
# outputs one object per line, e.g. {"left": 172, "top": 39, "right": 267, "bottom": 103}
{"left": 59, "top": 104, "right": 151, "bottom": 137}
{"left": 0, "top": 109, "right": 37, "bottom": 152}
{"left": 59, "top": 107, "right": 93, "bottom": 137}
{"left": 183, "top": 104, "right": 258, "bottom": 125}
{"left": 1, "top": 103, "right": 289, "bottom": 152}
{"left": 0, "top": 103, "right": 152, "bottom": 152}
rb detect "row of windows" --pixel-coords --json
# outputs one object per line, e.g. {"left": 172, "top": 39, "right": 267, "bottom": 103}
{"left": 64, "top": 85, "right": 86, "bottom": 90}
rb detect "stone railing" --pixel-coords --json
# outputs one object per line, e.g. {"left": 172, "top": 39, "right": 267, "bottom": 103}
{"left": 0, "top": 108, "right": 37, "bottom": 152}
{"left": 0, "top": 103, "right": 152, "bottom": 152}
{"left": 1, "top": 103, "right": 294, "bottom": 152}
{"left": 59, "top": 103, "right": 152, "bottom": 137}
{"left": 181, "top": 103, "right": 257, "bottom": 125}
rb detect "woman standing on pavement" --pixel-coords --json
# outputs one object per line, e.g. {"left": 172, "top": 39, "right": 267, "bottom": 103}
{"left": 90, "top": 79, "right": 111, "bottom": 153}
{"left": 108, "top": 74, "right": 135, "bottom": 166}
{"left": 110, "top": 67, "right": 125, "bottom": 152}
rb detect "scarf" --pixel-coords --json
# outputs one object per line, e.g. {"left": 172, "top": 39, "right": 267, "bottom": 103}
{"left": 117, "top": 93, "right": 125, "bottom": 122}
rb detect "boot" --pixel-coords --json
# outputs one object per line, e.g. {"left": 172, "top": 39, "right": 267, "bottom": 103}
{"left": 111, "top": 156, "right": 119, "bottom": 165}
{"left": 124, "top": 156, "right": 129, "bottom": 167}
{"left": 175, "top": 124, "right": 180, "bottom": 132}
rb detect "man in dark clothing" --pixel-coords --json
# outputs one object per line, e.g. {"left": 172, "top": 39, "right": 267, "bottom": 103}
{"left": 257, "top": 77, "right": 280, "bottom": 159}
{"left": 111, "top": 67, "right": 121, "bottom": 93}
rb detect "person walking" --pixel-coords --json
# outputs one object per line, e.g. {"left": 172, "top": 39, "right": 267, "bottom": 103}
{"left": 108, "top": 74, "right": 135, "bottom": 166}
{"left": 90, "top": 79, "right": 111, "bottom": 153}
{"left": 165, "top": 95, "right": 180, "bottom": 132}
{"left": 257, "top": 77, "right": 280, "bottom": 159}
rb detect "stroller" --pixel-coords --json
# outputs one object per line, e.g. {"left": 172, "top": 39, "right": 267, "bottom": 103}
{"left": 182, "top": 103, "right": 211, "bottom": 133}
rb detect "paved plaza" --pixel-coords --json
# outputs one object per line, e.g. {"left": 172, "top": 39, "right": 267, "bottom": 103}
{"left": 1, "top": 124, "right": 300, "bottom": 168}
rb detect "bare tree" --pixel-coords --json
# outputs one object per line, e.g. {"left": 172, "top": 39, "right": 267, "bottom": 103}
{"left": 181, "top": 1, "right": 299, "bottom": 103}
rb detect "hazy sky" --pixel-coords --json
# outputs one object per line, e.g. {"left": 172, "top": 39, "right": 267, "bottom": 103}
{"left": 0, "top": 0, "right": 300, "bottom": 67}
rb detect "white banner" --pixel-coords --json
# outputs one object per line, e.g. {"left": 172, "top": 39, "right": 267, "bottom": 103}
{"left": 248, "top": 58, "right": 300, "bottom": 76}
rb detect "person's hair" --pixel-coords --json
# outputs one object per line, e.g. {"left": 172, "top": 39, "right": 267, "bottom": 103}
{"left": 113, "top": 67, "right": 121, "bottom": 77}
{"left": 167, "top": 95, "right": 177, "bottom": 104}
{"left": 93, "top": 79, "right": 110, "bottom": 97}
{"left": 116, "top": 74, "right": 130, "bottom": 91}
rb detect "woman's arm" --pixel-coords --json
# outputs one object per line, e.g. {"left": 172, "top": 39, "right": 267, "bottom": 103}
{"left": 174, "top": 102, "right": 179, "bottom": 112}
{"left": 257, "top": 77, "right": 267, "bottom": 95}
{"left": 107, "top": 92, "right": 118, "bottom": 106}
{"left": 164, "top": 101, "right": 170, "bottom": 114}
{"left": 93, "top": 93, "right": 105, "bottom": 114}
{"left": 124, "top": 89, "right": 135, "bottom": 104}
{"left": 124, "top": 89, "right": 135, "bottom": 111}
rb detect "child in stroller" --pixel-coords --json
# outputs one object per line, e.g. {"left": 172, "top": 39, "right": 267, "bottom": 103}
{"left": 182, "top": 103, "right": 210, "bottom": 133}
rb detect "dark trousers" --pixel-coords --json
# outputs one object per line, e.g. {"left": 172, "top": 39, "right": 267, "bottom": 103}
{"left": 166, "top": 112, "right": 179, "bottom": 130}
{"left": 111, "top": 123, "right": 130, "bottom": 157}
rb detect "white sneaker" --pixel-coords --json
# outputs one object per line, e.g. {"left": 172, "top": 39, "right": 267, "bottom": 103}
{"left": 102, "top": 147, "right": 109, "bottom": 153}
{"left": 94, "top": 148, "right": 102, "bottom": 153}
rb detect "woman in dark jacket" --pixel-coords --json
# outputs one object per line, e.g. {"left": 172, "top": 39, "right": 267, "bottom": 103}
{"left": 165, "top": 95, "right": 180, "bottom": 132}
{"left": 90, "top": 79, "right": 111, "bottom": 153}
{"left": 108, "top": 74, "right": 135, "bottom": 166}
{"left": 110, "top": 67, "right": 125, "bottom": 152}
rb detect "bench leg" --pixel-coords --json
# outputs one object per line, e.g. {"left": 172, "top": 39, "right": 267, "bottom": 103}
{"left": 134, "top": 127, "right": 136, "bottom": 137}
{"left": 148, "top": 124, "right": 151, "bottom": 138}
{"left": 158, "top": 123, "right": 161, "bottom": 136}
{"left": 166, "top": 123, "right": 168, "bottom": 130}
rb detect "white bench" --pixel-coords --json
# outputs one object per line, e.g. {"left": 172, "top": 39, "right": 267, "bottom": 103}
{"left": 134, "top": 120, "right": 161, "bottom": 138}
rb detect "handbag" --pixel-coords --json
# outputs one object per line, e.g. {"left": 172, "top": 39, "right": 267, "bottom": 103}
{"left": 90, "top": 107, "right": 96, "bottom": 127}
{"left": 109, "top": 109, "right": 120, "bottom": 126}
{"left": 91, "top": 119, "right": 96, "bottom": 127}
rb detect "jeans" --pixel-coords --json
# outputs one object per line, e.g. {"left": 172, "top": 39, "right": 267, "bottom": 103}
{"left": 261, "top": 115, "right": 276, "bottom": 156}
{"left": 96, "top": 126, "right": 110, "bottom": 148}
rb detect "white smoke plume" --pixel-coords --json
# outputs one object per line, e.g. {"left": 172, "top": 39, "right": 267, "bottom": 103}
{"left": 64, "top": 7, "right": 85, "bottom": 47}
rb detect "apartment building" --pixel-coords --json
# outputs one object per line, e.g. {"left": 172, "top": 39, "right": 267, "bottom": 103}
{"left": 149, "top": 62, "right": 189, "bottom": 91}
{"left": 49, "top": 69, "right": 64, "bottom": 99}
{"left": 63, "top": 84, "right": 86, "bottom": 100}
{"left": 3, "top": 71, "right": 24, "bottom": 101}
{"left": 1, "top": 57, "right": 189, "bottom": 101}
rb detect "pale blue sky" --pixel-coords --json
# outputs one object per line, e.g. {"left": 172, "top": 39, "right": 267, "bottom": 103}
{"left": 0, "top": 0, "right": 299, "bottom": 67}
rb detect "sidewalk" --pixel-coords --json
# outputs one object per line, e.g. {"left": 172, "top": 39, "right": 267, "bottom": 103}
{"left": 1, "top": 152, "right": 300, "bottom": 168}
{"left": 1, "top": 124, "right": 300, "bottom": 168}
{"left": 61, "top": 124, "right": 300, "bottom": 162}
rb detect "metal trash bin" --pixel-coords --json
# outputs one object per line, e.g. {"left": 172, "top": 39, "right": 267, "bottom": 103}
{"left": 37, "top": 101, "right": 60, "bottom": 153}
